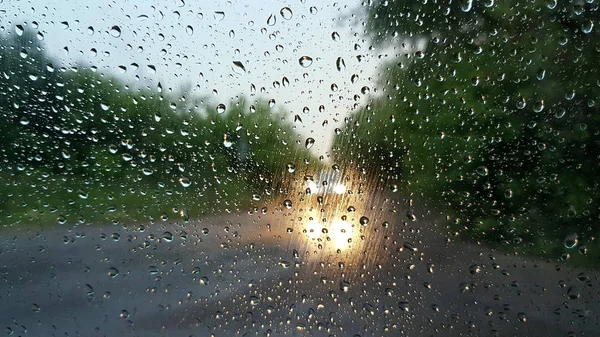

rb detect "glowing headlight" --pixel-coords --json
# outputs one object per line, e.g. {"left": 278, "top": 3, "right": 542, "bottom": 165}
{"left": 330, "top": 220, "right": 352, "bottom": 248}
{"left": 305, "top": 219, "right": 321, "bottom": 239}
{"left": 333, "top": 184, "right": 346, "bottom": 194}
{"left": 306, "top": 181, "right": 319, "bottom": 194}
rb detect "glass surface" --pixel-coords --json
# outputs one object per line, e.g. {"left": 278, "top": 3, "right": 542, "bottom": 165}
{"left": 1, "top": 0, "right": 599, "bottom": 336}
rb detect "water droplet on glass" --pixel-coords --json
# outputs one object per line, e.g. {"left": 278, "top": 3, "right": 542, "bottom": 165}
{"left": 336, "top": 57, "right": 346, "bottom": 72}
{"left": 299, "top": 56, "right": 313, "bottom": 68}
{"left": 15, "top": 24, "right": 24, "bottom": 36}
{"left": 459, "top": 0, "right": 473, "bottom": 12}
{"left": 179, "top": 176, "right": 192, "bottom": 188}
{"left": 186, "top": 25, "right": 194, "bottom": 35}
{"left": 359, "top": 216, "right": 369, "bottom": 226}
{"left": 309, "top": 6, "right": 318, "bottom": 14}
{"left": 305, "top": 138, "right": 315, "bottom": 149}
{"left": 286, "top": 163, "right": 296, "bottom": 173}
{"left": 476, "top": 166, "right": 489, "bottom": 176}
{"left": 581, "top": 19, "right": 594, "bottom": 34}
{"left": 283, "top": 199, "right": 293, "bottom": 209}
{"left": 564, "top": 233, "right": 578, "bottom": 249}
{"left": 398, "top": 301, "right": 410, "bottom": 312}
{"left": 536, "top": 68, "right": 546, "bottom": 80}
{"left": 250, "top": 296, "right": 261, "bottom": 305}
{"left": 108, "top": 268, "right": 119, "bottom": 278}
{"left": 214, "top": 11, "right": 225, "bottom": 21}
{"left": 351, "top": 74, "right": 359, "bottom": 83}
{"left": 331, "top": 31, "right": 340, "bottom": 41}
{"left": 60, "top": 21, "right": 69, "bottom": 29}
{"left": 232, "top": 60, "right": 246, "bottom": 74}
{"left": 216, "top": 103, "right": 226, "bottom": 114}
{"left": 267, "top": 14, "right": 276, "bottom": 26}
{"left": 162, "top": 231, "right": 174, "bottom": 242}
{"left": 110, "top": 26, "right": 121, "bottom": 37}
{"left": 280, "top": 7, "right": 293, "bottom": 20}
{"left": 269, "top": 99, "right": 276, "bottom": 107}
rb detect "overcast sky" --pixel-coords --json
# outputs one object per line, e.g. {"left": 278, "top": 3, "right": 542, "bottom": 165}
{"left": 1, "top": 0, "right": 406, "bottom": 156}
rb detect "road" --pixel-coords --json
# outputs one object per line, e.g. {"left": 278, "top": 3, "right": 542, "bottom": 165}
{"left": 0, "top": 198, "right": 598, "bottom": 337}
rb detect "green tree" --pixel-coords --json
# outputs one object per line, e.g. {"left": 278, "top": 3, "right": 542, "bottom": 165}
{"left": 335, "top": 0, "right": 600, "bottom": 263}
{"left": 0, "top": 27, "right": 309, "bottom": 226}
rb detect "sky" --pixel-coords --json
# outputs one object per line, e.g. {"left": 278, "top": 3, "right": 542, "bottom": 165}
{"left": 1, "top": 0, "right": 404, "bottom": 157}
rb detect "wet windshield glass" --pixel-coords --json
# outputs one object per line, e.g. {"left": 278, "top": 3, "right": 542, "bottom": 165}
{"left": 1, "top": 1, "right": 599, "bottom": 336}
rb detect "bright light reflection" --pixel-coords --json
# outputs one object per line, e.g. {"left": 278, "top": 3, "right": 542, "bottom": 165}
{"left": 305, "top": 219, "right": 321, "bottom": 239}
{"left": 333, "top": 184, "right": 346, "bottom": 194}
{"left": 306, "top": 181, "right": 319, "bottom": 194}
{"left": 330, "top": 220, "right": 352, "bottom": 249}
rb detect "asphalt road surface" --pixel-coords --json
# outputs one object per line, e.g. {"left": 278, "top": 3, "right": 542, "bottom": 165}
{"left": 1, "top": 199, "right": 598, "bottom": 337}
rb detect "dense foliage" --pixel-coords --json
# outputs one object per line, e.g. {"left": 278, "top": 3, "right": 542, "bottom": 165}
{"left": 0, "top": 29, "right": 306, "bottom": 226}
{"left": 334, "top": 0, "right": 600, "bottom": 263}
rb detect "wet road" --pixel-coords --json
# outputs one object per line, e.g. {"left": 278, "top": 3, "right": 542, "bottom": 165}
{"left": 0, "top": 203, "right": 598, "bottom": 337}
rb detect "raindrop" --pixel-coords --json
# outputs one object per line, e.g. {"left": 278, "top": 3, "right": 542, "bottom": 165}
{"left": 60, "top": 21, "right": 69, "bottom": 29}
{"left": 269, "top": 99, "right": 276, "bottom": 107}
{"left": 15, "top": 24, "right": 24, "bottom": 36}
{"left": 179, "top": 176, "right": 192, "bottom": 188}
{"left": 582, "top": 19, "right": 594, "bottom": 34}
{"left": 232, "top": 61, "right": 246, "bottom": 74}
{"left": 283, "top": 199, "right": 293, "bottom": 209}
{"left": 476, "top": 166, "right": 489, "bottom": 176}
{"left": 110, "top": 26, "right": 121, "bottom": 37}
{"left": 286, "top": 163, "right": 296, "bottom": 173}
{"left": 162, "top": 232, "right": 174, "bottom": 242}
{"left": 459, "top": 0, "right": 473, "bottom": 12}
{"left": 336, "top": 57, "right": 346, "bottom": 72}
{"left": 108, "top": 268, "right": 119, "bottom": 278}
{"left": 280, "top": 7, "right": 293, "bottom": 20}
{"left": 564, "top": 233, "right": 578, "bottom": 249}
{"left": 216, "top": 103, "right": 226, "bottom": 114}
{"left": 305, "top": 138, "right": 315, "bottom": 149}
{"left": 186, "top": 25, "right": 194, "bottom": 35}
{"left": 214, "top": 11, "right": 225, "bottom": 21}
{"left": 267, "top": 14, "right": 276, "bottom": 26}
{"left": 536, "top": 69, "right": 546, "bottom": 80}
{"left": 282, "top": 77, "right": 290, "bottom": 87}
{"left": 309, "top": 6, "right": 318, "bottom": 14}
{"left": 250, "top": 296, "right": 261, "bottom": 305}
{"left": 340, "top": 280, "right": 351, "bottom": 292}
{"left": 299, "top": 56, "right": 313, "bottom": 68}
{"left": 359, "top": 216, "right": 369, "bottom": 226}
{"left": 229, "top": 30, "right": 235, "bottom": 38}
{"left": 351, "top": 74, "right": 359, "bottom": 83}
{"left": 331, "top": 31, "right": 340, "bottom": 41}
{"left": 546, "top": 0, "right": 557, "bottom": 9}
{"left": 533, "top": 100, "right": 544, "bottom": 112}
{"left": 398, "top": 302, "right": 410, "bottom": 312}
